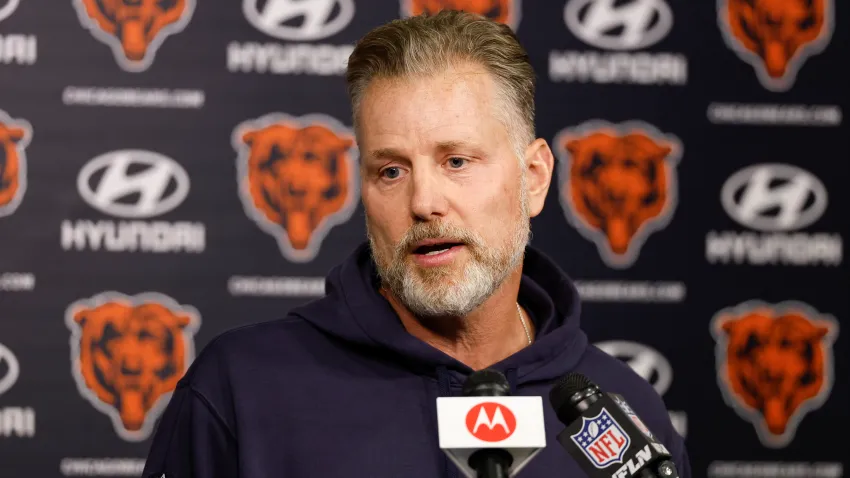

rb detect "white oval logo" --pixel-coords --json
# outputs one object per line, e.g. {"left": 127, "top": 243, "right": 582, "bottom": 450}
{"left": 595, "top": 340, "right": 673, "bottom": 396}
{"left": 0, "top": 343, "right": 20, "bottom": 396}
{"left": 77, "top": 150, "right": 191, "bottom": 219}
{"left": 564, "top": 0, "right": 673, "bottom": 51}
{"left": 243, "top": 0, "right": 355, "bottom": 41}
{"left": 720, "top": 164, "right": 828, "bottom": 232}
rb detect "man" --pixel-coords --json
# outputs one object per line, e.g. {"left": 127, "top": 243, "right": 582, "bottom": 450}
{"left": 142, "top": 10, "right": 691, "bottom": 478}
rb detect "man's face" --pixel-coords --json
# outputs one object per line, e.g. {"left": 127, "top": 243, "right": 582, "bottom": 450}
{"left": 358, "top": 62, "right": 530, "bottom": 318}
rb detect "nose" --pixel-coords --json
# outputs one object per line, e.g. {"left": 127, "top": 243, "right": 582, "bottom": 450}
{"left": 409, "top": 166, "right": 448, "bottom": 221}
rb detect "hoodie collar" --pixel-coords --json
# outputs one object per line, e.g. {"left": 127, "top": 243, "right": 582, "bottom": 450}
{"left": 294, "top": 242, "right": 587, "bottom": 384}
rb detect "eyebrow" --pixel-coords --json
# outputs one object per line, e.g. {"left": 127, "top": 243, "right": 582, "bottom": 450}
{"left": 367, "top": 148, "right": 405, "bottom": 161}
{"left": 435, "top": 140, "right": 486, "bottom": 155}
{"left": 366, "top": 140, "right": 486, "bottom": 161}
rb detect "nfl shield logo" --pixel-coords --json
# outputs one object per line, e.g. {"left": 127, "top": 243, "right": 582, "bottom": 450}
{"left": 569, "top": 408, "right": 631, "bottom": 468}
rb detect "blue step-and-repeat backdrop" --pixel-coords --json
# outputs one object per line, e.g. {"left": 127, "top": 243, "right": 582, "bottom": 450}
{"left": 0, "top": 0, "right": 847, "bottom": 476}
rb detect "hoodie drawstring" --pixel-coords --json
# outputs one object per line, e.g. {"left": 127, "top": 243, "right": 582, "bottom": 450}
{"left": 435, "top": 366, "right": 459, "bottom": 478}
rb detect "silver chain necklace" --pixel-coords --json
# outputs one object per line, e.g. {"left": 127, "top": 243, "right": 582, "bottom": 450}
{"left": 516, "top": 303, "right": 532, "bottom": 345}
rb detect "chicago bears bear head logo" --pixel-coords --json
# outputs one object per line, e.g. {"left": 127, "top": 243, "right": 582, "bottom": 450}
{"left": 553, "top": 121, "right": 681, "bottom": 269}
{"left": 718, "top": 0, "right": 833, "bottom": 91}
{"left": 401, "top": 0, "right": 520, "bottom": 30}
{"left": 72, "top": 0, "right": 196, "bottom": 72}
{"left": 0, "top": 110, "right": 32, "bottom": 218}
{"left": 711, "top": 301, "right": 838, "bottom": 448}
{"left": 233, "top": 113, "right": 359, "bottom": 263}
{"left": 66, "top": 292, "right": 200, "bottom": 442}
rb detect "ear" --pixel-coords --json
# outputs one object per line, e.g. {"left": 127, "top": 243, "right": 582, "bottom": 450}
{"left": 523, "top": 138, "right": 555, "bottom": 218}
{"left": 338, "top": 136, "right": 354, "bottom": 150}
{"left": 564, "top": 138, "right": 580, "bottom": 156}
{"left": 172, "top": 313, "right": 192, "bottom": 329}
{"left": 73, "top": 310, "right": 88, "bottom": 327}
{"left": 241, "top": 130, "right": 256, "bottom": 147}
{"left": 7, "top": 127, "right": 26, "bottom": 143}
{"left": 720, "top": 319, "right": 737, "bottom": 335}
{"left": 813, "top": 324, "right": 830, "bottom": 341}
{"left": 650, "top": 142, "right": 673, "bottom": 161}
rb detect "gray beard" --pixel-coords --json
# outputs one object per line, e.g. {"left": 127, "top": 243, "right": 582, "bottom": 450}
{"left": 368, "top": 185, "right": 530, "bottom": 319}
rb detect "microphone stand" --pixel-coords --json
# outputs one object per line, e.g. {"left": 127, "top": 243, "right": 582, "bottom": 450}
{"left": 468, "top": 448, "right": 513, "bottom": 478}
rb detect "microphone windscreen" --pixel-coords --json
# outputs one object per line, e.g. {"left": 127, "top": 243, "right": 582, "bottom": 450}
{"left": 548, "top": 372, "right": 596, "bottom": 422}
{"left": 462, "top": 369, "right": 510, "bottom": 397}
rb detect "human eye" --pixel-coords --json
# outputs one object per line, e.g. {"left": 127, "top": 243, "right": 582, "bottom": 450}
{"left": 446, "top": 157, "right": 467, "bottom": 169}
{"left": 380, "top": 166, "right": 404, "bottom": 180}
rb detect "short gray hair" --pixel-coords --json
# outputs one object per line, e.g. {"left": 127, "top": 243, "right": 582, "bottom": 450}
{"left": 345, "top": 10, "right": 536, "bottom": 161}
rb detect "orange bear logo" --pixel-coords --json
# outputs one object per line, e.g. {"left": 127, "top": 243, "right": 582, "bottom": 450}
{"left": 554, "top": 121, "right": 681, "bottom": 268}
{"left": 66, "top": 292, "right": 200, "bottom": 441}
{"left": 0, "top": 110, "right": 32, "bottom": 218}
{"left": 72, "top": 0, "right": 195, "bottom": 72}
{"left": 233, "top": 113, "right": 358, "bottom": 262}
{"left": 711, "top": 301, "right": 838, "bottom": 448}
{"left": 718, "top": 0, "right": 833, "bottom": 91}
{"left": 402, "top": 0, "right": 520, "bottom": 30}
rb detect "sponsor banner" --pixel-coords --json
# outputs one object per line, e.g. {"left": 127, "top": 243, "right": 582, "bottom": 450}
{"left": 59, "top": 458, "right": 147, "bottom": 477}
{"left": 0, "top": 272, "right": 35, "bottom": 292}
{"left": 62, "top": 87, "right": 205, "bottom": 110}
{"left": 0, "top": 108, "right": 32, "bottom": 218}
{"left": 228, "top": 275, "right": 326, "bottom": 298}
{"left": 708, "top": 461, "right": 844, "bottom": 478}
{"left": 401, "top": 0, "right": 522, "bottom": 30}
{"left": 711, "top": 300, "right": 839, "bottom": 448}
{"left": 228, "top": 0, "right": 357, "bottom": 76}
{"left": 549, "top": 0, "right": 687, "bottom": 85}
{"left": 595, "top": 340, "right": 687, "bottom": 438}
{"left": 575, "top": 280, "right": 686, "bottom": 304}
{"left": 0, "top": 0, "right": 845, "bottom": 474}
{"left": 61, "top": 150, "right": 206, "bottom": 254}
{"left": 709, "top": 0, "right": 842, "bottom": 126}
{"left": 231, "top": 112, "right": 359, "bottom": 262}
{"left": 67, "top": 0, "right": 204, "bottom": 109}
{"left": 706, "top": 164, "right": 843, "bottom": 267}
{"left": 72, "top": 0, "right": 196, "bottom": 73}
{"left": 0, "top": 342, "right": 36, "bottom": 438}
{"left": 553, "top": 120, "right": 682, "bottom": 270}
{"left": 0, "top": 0, "right": 37, "bottom": 66}
{"left": 65, "top": 291, "right": 201, "bottom": 442}
{"left": 553, "top": 120, "right": 687, "bottom": 304}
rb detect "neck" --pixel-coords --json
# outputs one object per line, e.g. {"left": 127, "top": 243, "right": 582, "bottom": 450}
{"left": 381, "top": 266, "right": 534, "bottom": 371}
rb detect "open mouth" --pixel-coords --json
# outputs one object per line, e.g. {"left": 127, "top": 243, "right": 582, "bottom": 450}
{"left": 412, "top": 241, "right": 464, "bottom": 256}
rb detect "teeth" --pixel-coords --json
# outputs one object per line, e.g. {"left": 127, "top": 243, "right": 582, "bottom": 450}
{"left": 425, "top": 247, "right": 450, "bottom": 255}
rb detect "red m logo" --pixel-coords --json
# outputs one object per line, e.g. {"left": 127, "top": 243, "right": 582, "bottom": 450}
{"left": 465, "top": 402, "right": 517, "bottom": 442}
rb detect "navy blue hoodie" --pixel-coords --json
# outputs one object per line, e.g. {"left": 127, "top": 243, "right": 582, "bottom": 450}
{"left": 142, "top": 243, "right": 691, "bottom": 478}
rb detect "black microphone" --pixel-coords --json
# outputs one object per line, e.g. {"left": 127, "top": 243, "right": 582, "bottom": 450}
{"left": 548, "top": 372, "right": 679, "bottom": 478}
{"left": 462, "top": 369, "right": 514, "bottom": 478}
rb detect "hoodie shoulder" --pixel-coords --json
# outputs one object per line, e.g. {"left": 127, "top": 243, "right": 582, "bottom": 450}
{"left": 180, "top": 317, "right": 310, "bottom": 390}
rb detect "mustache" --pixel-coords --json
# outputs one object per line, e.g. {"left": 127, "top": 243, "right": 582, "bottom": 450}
{"left": 394, "top": 222, "right": 484, "bottom": 257}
